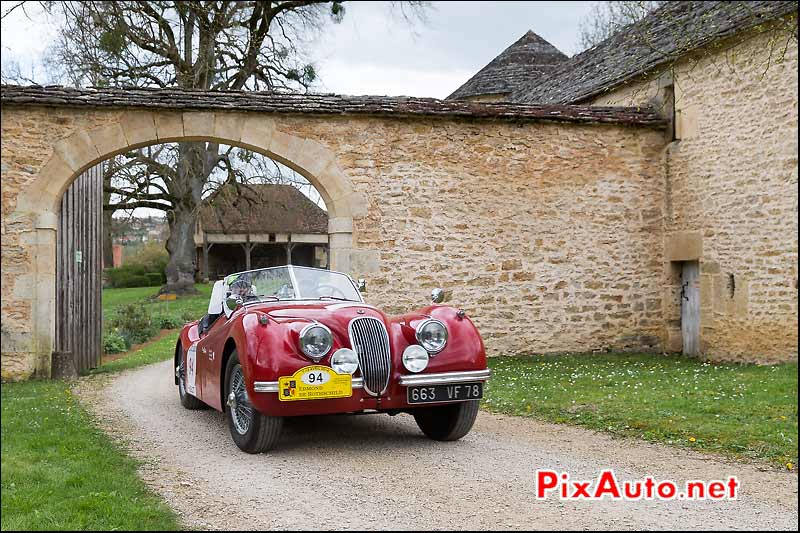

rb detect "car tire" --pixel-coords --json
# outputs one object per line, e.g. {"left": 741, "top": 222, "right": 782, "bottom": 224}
{"left": 177, "top": 344, "right": 206, "bottom": 410}
{"left": 225, "top": 351, "right": 283, "bottom": 454}
{"left": 412, "top": 400, "right": 480, "bottom": 441}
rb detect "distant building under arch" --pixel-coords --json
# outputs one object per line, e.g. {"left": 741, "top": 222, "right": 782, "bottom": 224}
{"left": 196, "top": 183, "right": 329, "bottom": 280}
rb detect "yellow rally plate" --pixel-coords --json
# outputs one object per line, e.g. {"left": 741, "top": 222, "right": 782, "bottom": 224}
{"left": 278, "top": 365, "right": 352, "bottom": 402}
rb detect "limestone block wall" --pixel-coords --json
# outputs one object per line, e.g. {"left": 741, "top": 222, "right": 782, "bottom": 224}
{"left": 298, "top": 118, "right": 668, "bottom": 355}
{"left": 1, "top": 105, "right": 667, "bottom": 379}
{"left": 588, "top": 26, "right": 799, "bottom": 362}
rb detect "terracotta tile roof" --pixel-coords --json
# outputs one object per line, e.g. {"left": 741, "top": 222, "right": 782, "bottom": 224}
{"left": 513, "top": 0, "right": 798, "bottom": 104}
{"left": 0, "top": 84, "right": 666, "bottom": 127}
{"left": 199, "top": 184, "right": 327, "bottom": 235}
{"left": 447, "top": 31, "right": 568, "bottom": 101}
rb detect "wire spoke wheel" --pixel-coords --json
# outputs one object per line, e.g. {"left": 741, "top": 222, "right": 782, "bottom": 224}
{"left": 224, "top": 350, "right": 283, "bottom": 453}
{"left": 229, "top": 364, "right": 253, "bottom": 435}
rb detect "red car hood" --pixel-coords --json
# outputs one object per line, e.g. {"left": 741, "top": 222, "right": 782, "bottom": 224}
{"left": 253, "top": 301, "right": 394, "bottom": 333}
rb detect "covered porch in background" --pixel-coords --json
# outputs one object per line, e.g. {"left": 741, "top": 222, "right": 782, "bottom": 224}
{"left": 196, "top": 231, "right": 328, "bottom": 281}
{"left": 193, "top": 183, "right": 330, "bottom": 281}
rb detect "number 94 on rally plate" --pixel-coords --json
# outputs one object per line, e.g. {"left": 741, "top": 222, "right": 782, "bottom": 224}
{"left": 278, "top": 365, "right": 352, "bottom": 401}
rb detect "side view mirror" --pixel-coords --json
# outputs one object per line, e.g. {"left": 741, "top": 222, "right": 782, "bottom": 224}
{"left": 357, "top": 279, "right": 367, "bottom": 293}
{"left": 431, "top": 288, "right": 445, "bottom": 304}
{"left": 226, "top": 294, "right": 244, "bottom": 312}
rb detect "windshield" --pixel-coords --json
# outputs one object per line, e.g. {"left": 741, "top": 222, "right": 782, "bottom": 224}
{"left": 224, "top": 266, "right": 362, "bottom": 303}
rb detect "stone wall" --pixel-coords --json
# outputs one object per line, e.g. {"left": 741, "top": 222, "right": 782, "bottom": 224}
{"left": 0, "top": 105, "right": 667, "bottom": 379}
{"left": 588, "top": 25, "right": 799, "bottom": 362}
{"left": 289, "top": 117, "right": 668, "bottom": 355}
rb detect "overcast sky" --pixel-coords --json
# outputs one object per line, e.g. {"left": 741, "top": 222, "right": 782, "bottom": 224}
{"left": 1, "top": 1, "right": 595, "bottom": 99}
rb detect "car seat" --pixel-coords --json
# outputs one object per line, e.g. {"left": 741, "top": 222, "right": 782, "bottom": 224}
{"left": 200, "top": 279, "right": 226, "bottom": 334}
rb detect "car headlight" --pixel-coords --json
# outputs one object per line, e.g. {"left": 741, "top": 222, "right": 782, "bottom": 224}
{"left": 402, "top": 345, "right": 429, "bottom": 373}
{"left": 331, "top": 348, "right": 359, "bottom": 375}
{"left": 415, "top": 318, "right": 448, "bottom": 354}
{"left": 298, "top": 323, "right": 333, "bottom": 360}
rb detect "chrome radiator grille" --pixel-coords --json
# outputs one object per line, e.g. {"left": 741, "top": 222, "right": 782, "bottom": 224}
{"left": 348, "top": 317, "right": 391, "bottom": 396}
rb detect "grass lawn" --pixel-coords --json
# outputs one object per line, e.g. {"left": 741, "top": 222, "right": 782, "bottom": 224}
{"left": 102, "top": 283, "right": 213, "bottom": 329}
{"left": 102, "top": 285, "right": 163, "bottom": 313}
{"left": 93, "top": 332, "right": 179, "bottom": 375}
{"left": 484, "top": 353, "right": 798, "bottom": 468}
{"left": 0, "top": 284, "right": 212, "bottom": 530}
{"left": 0, "top": 380, "right": 180, "bottom": 531}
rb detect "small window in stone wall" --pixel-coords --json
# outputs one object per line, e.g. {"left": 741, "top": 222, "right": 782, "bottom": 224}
{"left": 727, "top": 273, "right": 736, "bottom": 298}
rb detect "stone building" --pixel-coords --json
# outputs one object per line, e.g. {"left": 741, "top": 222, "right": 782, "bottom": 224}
{"left": 447, "top": 30, "right": 568, "bottom": 102}
{"left": 447, "top": 0, "right": 798, "bottom": 361}
{"left": 0, "top": 1, "right": 796, "bottom": 380}
{"left": 196, "top": 183, "right": 329, "bottom": 280}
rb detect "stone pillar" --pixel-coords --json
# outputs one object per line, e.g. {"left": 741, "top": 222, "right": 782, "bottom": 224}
{"left": 31, "top": 213, "right": 58, "bottom": 378}
{"left": 328, "top": 217, "right": 353, "bottom": 274}
{"left": 241, "top": 240, "right": 252, "bottom": 271}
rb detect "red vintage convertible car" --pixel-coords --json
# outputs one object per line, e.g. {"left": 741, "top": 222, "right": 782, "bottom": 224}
{"left": 174, "top": 265, "right": 490, "bottom": 453}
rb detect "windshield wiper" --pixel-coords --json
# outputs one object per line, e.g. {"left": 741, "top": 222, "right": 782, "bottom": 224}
{"left": 318, "top": 296, "right": 353, "bottom": 301}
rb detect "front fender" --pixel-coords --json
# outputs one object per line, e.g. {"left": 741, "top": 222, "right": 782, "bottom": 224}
{"left": 390, "top": 305, "right": 487, "bottom": 373}
{"left": 227, "top": 310, "right": 327, "bottom": 395}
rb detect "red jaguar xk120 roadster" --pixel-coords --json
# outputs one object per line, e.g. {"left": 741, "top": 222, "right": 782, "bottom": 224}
{"left": 174, "top": 265, "right": 491, "bottom": 453}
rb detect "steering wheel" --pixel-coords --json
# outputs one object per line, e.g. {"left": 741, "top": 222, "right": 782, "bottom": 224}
{"left": 317, "top": 284, "right": 348, "bottom": 299}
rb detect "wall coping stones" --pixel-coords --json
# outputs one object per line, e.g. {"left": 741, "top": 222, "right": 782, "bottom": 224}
{"left": 0, "top": 85, "right": 667, "bottom": 128}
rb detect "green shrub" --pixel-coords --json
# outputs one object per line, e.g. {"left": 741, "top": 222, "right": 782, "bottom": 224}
{"left": 106, "top": 243, "right": 168, "bottom": 288}
{"left": 180, "top": 309, "right": 198, "bottom": 323}
{"left": 124, "top": 241, "right": 168, "bottom": 270}
{"left": 145, "top": 272, "right": 164, "bottom": 286}
{"left": 106, "top": 268, "right": 151, "bottom": 288}
{"left": 157, "top": 314, "right": 183, "bottom": 330}
{"left": 103, "top": 329, "right": 128, "bottom": 354}
{"left": 111, "top": 303, "right": 158, "bottom": 346}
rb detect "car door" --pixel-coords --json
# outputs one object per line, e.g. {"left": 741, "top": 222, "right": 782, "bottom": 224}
{"left": 195, "top": 316, "right": 227, "bottom": 407}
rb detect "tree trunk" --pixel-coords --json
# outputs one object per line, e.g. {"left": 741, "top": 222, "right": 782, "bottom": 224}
{"left": 161, "top": 141, "right": 213, "bottom": 295}
{"left": 163, "top": 203, "right": 199, "bottom": 294}
{"left": 102, "top": 174, "right": 115, "bottom": 269}
{"left": 102, "top": 208, "right": 114, "bottom": 268}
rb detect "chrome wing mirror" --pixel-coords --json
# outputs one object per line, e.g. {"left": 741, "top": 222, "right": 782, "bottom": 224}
{"left": 431, "top": 288, "right": 446, "bottom": 304}
{"left": 356, "top": 279, "right": 367, "bottom": 293}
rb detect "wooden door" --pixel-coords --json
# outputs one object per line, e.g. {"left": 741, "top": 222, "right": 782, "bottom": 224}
{"left": 55, "top": 164, "right": 103, "bottom": 373}
{"left": 680, "top": 261, "right": 700, "bottom": 356}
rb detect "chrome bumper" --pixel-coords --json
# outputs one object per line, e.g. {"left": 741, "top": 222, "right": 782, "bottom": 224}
{"left": 254, "top": 377, "right": 364, "bottom": 393}
{"left": 398, "top": 369, "right": 491, "bottom": 387}
{"left": 254, "top": 369, "right": 490, "bottom": 393}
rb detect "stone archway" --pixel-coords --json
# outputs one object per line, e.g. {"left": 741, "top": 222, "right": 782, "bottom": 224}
{"left": 11, "top": 110, "right": 359, "bottom": 378}
{"left": 4, "top": 86, "right": 696, "bottom": 382}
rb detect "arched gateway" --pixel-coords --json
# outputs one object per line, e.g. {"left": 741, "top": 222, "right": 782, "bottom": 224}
{"left": 1, "top": 85, "right": 669, "bottom": 380}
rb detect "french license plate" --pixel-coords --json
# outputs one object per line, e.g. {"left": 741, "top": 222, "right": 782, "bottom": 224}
{"left": 407, "top": 382, "right": 483, "bottom": 404}
{"left": 278, "top": 365, "right": 352, "bottom": 402}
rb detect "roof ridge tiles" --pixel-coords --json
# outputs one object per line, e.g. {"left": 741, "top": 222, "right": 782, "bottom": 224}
{"left": 1, "top": 84, "right": 667, "bottom": 128}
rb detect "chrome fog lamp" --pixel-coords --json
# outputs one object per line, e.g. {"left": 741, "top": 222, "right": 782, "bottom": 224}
{"left": 299, "top": 323, "right": 333, "bottom": 361}
{"left": 415, "top": 318, "right": 448, "bottom": 354}
{"left": 402, "top": 345, "right": 429, "bottom": 373}
{"left": 331, "top": 348, "right": 359, "bottom": 375}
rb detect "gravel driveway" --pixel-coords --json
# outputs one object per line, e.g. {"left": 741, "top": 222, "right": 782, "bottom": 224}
{"left": 76, "top": 360, "right": 798, "bottom": 531}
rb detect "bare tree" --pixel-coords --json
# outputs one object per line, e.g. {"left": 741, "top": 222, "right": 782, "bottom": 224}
{"left": 41, "top": 1, "right": 426, "bottom": 294}
{"left": 578, "top": 1, "right": 664, "bottom": 51}
{"left": 0, "top": 1, "right": 26, "bottom": 20}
